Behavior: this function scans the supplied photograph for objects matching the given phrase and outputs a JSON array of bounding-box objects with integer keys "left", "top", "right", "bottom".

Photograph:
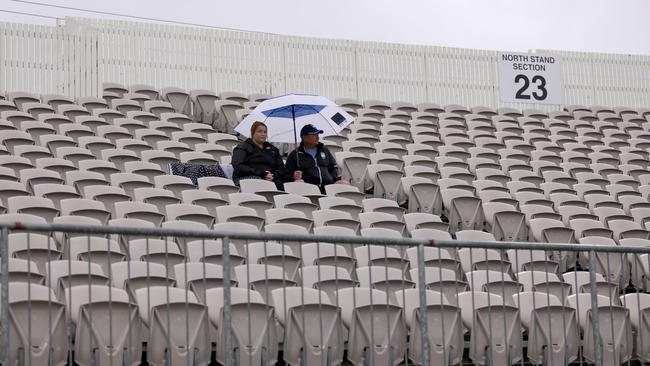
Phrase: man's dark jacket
[{"left": 285, "top": 142, "right": 341, "bottom": 187}]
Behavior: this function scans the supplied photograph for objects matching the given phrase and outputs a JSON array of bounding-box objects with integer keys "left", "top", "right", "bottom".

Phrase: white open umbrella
[{"left": 234, "top": 94, "right": 354, "bottom": 144}]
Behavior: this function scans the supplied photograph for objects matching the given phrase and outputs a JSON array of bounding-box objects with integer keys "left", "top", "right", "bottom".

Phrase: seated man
[{"left": 286, "top": 124, "right": 349, "bottom": 191}]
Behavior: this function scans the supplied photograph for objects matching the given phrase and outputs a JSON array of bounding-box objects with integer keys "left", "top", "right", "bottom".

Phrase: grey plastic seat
[
  {"left": 465, "top": 270, "right": 522, "bottom": 305},
  {"left": 457, "top": 291, "right": 522, "bottom": 365},
  {"left": 68, "top": 236, "right": 124, "bottom": 273},
  {"left": 228, "top": 192, "right": 273, "bottom": 217},
  {"left": 354, "top": 244, "right": 408, "bottom": 274},
  {"left": 562, "top": 271, "right": 619, "bottom": 301},
  {"left": 114, "top": 201, "right": 165, "bottom": 226},
  {"left": 111, "top": 172, "right": 154, "bottom": 196},
  {"left": 270, "top": 287, "right": 344, "bottom": 366},
  {"left": 189, "top": 89, "right": 218, "bottom": 125},
  {"left": 300, "top": 265, "right": 356, "bottom": 300},
  {"left": 143, "top": 100, "right": 175, "bottom": 117},
  {"left": 335, "top": 151, "right": 371, "bottom": 191},
  {"left": 60, "top": 198, "right": 111, "bottom": 224},
  {"left": 410, "top": 266, "right": 467, "bottom": 306},
  {"left": 283, "top": 181, "right": 325, "bottom": 204},
  {"left": 205, "top": 287, "right": 278, "bottom": 366},
  {"left": 459, "top": 246, "right": 512, "bottom": 277},
  {"left": 215, "top": 205, "right": 264, "bottom": 229},
  {"left": 172, "top": 262, "right": 232, "bottom": 302},
  {"left": 181, "top": 189, "right": 228, "bottom": 216},
  {"left": 234, "top": 264, "right": 296, "bottom": 303},
  {"left": 161, "top": 87, "right": 191, "bottom": 115},
  {"left": 567, "top": 293, "right": 633, "bottom": 366},
  {"left": 108, "top": 218, "right": 157, "bottom": 246},
  {"left": 101, "top": 148, "right": 140, "bottom": 170},
  {"left": 8, "top": 232, "right": 62, "bottom": 274},
  {"left": 319, "top": 196, "right": 363, "bottom": 219},
  {"left": 64, "top": 285, "right": 141, "bottom": 366},
  {"left": 19, "top": 167, "right": 64, "bottom": 192},
  {"left": 512, "top": 291, "right": 578, "bottom": 365},
  {"left": 620, "top": 293, "right": 650, "bottom": 363},
  {"left": 6, "top": 257, "right": 44, "bottom": 284},
  {"left": 185, "top": 239, "right": 243, "bottom": 267},
  {"left": 395, "top": 288, "right": 464, "bottom": 365},
  {"left": 198, "top": 176, "right": 240, "bottom": 197},
  {"left": 312, "top": 209, "right": 360, "bottom": 232},
  {"left": 441, "top": 188, "right": 485, "bottom": 232},
  {"left": 165, "top": 203, "right": 215, "bottom": 227},
  {"left": 110, "top": 261, "right": 173, "bottom": 300},
  {"left": 365, "top": 163, "right": 402, "bottom": 200},
  {"left": 0, "top": 180, "right": 30, "bottom": 206},
  {"left": 46, "top": 259, "right": 109, "bottom": 299},
  {"left": 128, "top": 238, "right": 184, "bottom": 276},
  {"left": 8, "top": 196, "right": 59, "bottom": 222},
  {"left": 273, "top": 193, "right": 318, "bottom": 218},
  {"left": 83, "top": 185, "right": 131, "bottom": 218},
  {"left": 482, "top": 202, "right": 528, "bottom": 241},
  {"left": 6, "top": 282, "right": 67, "bottom": 366},
  {"left": 134, "top": 286, "right": 210, "bottom": 366},
  {"left": 403, "top": 212, "right": 449, "bottom": 233},
  {"left": 609, "top": 219, "right": 650, "bottom": 240},
  {"left": 359, "top": 211, "right": 406, "bottom": 236},
  {"left": 133, "top": 187, "right": 181, "bottom": 213},
  {"left": 264, "top": 207, "right": 313, "bottom": 232},
  {"left": 357, "top": 266, "right": 415, "bottom": 303}
]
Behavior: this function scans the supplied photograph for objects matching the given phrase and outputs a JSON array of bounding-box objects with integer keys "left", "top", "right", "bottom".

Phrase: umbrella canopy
[{"left": 234, "top": 94, "right": 354, "bottom": 143}]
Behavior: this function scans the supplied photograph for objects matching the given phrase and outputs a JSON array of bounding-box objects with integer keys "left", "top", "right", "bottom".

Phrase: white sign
[{"left": 498, "top": 51, "right": 563, "bottom": 105}]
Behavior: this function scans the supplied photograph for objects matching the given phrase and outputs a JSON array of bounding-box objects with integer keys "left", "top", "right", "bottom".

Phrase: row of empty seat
[
  {"left": 2, "top": 82, "right": 650, "bottom": 365},
  {"left": 6, "top": 274, "right": 650, "bottom": 365}
]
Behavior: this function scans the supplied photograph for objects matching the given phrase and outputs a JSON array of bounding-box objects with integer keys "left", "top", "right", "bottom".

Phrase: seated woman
[{"left": 231, "top": 121, "right": 290, "bottom": 190}]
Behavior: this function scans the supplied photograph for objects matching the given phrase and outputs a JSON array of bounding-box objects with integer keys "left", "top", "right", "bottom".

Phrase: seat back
[
  {"left": 148, "top": 302, "right": 211, "bottom": 366},
  {"left": 347, "top": 303, "right": 407, "bottom": 366},
  {"left": 448, "top": 196, "right": 485, "bottom": 232},
  {"left": 470, "top": 305, "right": 522, "bottom": 365},
  {"left": 283, "top": 303, "right": 345, "bottom": 366},
  {"left": 528, "top": 305, "right": 579, "bottom": 366},
  {"left": 218, "top": 302, "right": 278, "bottom": 366},
  {"left": 583, "top": 306, "right": 633, "bottom": 366}
]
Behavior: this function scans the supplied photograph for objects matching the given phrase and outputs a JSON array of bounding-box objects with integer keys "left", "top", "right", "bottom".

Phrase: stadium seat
[
  {"left": 6, "top": 283, "right": 67, "bottom": 366},
  {"left": 457, "top": 291, "right": 522, "bottom": 365},
  {"left": 336, "top": 287, "right": 407, "bottom": 365}
]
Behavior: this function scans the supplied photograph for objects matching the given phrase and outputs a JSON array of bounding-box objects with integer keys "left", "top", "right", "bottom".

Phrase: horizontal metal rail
[{"left": 1, "top": 222, "right": 650, "bottom": 254}]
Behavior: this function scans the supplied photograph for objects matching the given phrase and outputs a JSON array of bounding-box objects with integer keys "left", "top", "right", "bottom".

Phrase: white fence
[{"left": 1, "top": 16, "right": 650, "bottom": 109}]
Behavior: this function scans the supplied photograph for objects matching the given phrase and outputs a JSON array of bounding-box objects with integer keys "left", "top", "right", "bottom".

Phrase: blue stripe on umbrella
[{"left": 261, "top": 104, "right": 326, "bottom": 118}]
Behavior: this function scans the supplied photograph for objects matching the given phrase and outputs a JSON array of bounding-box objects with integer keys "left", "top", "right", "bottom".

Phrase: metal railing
[{"left": 1, "top": 221, "right": 650, "bottom": 365}]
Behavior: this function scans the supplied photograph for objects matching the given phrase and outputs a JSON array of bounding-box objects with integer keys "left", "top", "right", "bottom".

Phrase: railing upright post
[
  {"left": 222, "top": 236, "right": 233, "bottom": 366},
  {"left": 588, "top": 250, "right": 602, "bottom": 366},
  {"left": 416, "top": 241, "right": 430, "bottom": 366},
  {"left": 0, "top": 226, "right": 9, "bottom": 366}
]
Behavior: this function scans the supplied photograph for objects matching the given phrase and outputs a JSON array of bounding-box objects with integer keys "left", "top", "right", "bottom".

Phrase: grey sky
[{"left": 2, "top": 0, "right": 650, "bottom": 55}]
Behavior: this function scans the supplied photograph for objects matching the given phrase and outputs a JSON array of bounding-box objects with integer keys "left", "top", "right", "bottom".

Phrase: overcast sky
[{"left": 2, "top": 0, "right": 650, "bottom": 55}]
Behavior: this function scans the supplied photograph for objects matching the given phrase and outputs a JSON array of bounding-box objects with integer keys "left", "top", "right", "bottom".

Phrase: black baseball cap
[{"left": 300, "top": 124, "right": 324, "bottom": 137}]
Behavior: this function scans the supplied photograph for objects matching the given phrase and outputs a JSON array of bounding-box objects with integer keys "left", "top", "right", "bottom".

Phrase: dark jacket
[
  {"left": 286, "top": 142, "right": 340, "bottom": 187},
  {"left": 231, "top": 139, "right": 289, "bottom": 187}
]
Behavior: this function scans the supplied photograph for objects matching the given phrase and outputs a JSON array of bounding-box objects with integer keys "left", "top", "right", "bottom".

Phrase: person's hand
[
  {"left": 293, "top": 170, "right": 303, "bottom": 181},
  {"left": 264, "top": 171, "right": 274, "bottom": 181},
  {"left": 335, "top": 179, "right": 350, "bottom": 185}
]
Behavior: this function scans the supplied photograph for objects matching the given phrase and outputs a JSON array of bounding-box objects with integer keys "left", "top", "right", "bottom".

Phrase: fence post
[
  {"left": 588, "top": 250, "right": 602, "bottom": 366},
  {"left": 222, "top": 236, "right": 233, "bottom": 366},
  {"left": 416, "top": 242, "right": 430, "bottom": 365},
  {"left": 0, "top": 226, "right": 9, "bottom": 366}
]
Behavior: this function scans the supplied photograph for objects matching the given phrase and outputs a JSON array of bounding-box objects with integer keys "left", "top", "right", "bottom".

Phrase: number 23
[{"left": 515, "top": 74, "right": 548, "bottom": 101}]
